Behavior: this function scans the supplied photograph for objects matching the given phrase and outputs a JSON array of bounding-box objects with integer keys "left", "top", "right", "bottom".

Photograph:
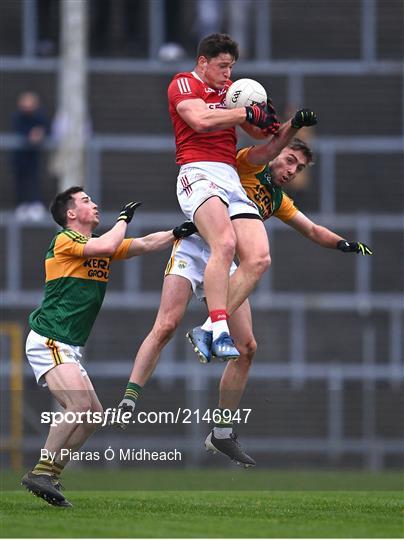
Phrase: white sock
[
  {"left": 213, "top": 426, "right": 232, "bottom": 439},
  {"left": 201, "top": 317, "right": 212, "bottom": 332},
  {"left": 212, "top": 319, "right": 230, "bottom": 340}
]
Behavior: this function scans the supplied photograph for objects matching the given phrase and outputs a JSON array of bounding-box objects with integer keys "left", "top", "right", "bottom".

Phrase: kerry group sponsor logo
[{"left": 83, "top": 258, "right": 110, "bottom": 279}]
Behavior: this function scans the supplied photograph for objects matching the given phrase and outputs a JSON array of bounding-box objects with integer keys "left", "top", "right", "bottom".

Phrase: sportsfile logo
[
  {"left": 40, "top": 408, "right": 252, "bottom": 426},
  {"left": 41, "top": 409, "right": 128, "bottom": 427}
]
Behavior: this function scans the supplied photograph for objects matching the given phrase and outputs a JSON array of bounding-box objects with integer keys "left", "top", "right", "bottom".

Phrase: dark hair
[
  {"left": 50, "top": 186, "right": 84, "bottom": 227},
  {"left": 288, "top": 138, "right": 314, "bottom": 166},
  {"left": 197, "top": 33, "right": 239, "bottom": 61}
]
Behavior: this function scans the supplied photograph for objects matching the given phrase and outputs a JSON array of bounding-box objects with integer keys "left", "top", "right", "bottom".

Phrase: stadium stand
[{"left": 1, "top": 0, "right": 403, "bottom": 470}]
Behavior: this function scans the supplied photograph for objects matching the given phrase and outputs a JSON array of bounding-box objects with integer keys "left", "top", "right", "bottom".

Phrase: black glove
[
  {"left": 261, "top": 98, "right": 281, "bottom": 135},
  {"left": 173, "top": 221, "right": 198, "bottom": 239},
  {"left": 116, "top": 201, "right": 142, "bottom": 224},
  {"left": 291, "top": 108, "right": 317, "bottom": 129},
  {"left": 337, "top": 240, "right": 373, "bottom": 255},
  {"left": 245, "top": 101, "right": 280, "bottom": 133}
]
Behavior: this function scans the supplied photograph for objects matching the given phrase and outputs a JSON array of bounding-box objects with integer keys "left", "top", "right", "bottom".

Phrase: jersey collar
[
  {"left": 191, "top": 70, "right": 217, "bottom": 93},
  {"left": 259, "top": 165, "right": 274, "bottom": 188}
]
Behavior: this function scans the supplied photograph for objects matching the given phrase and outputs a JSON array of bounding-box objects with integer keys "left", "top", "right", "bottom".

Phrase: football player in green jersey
[{"left": 22, "top": 186, "right": 196, "bottom": 507}]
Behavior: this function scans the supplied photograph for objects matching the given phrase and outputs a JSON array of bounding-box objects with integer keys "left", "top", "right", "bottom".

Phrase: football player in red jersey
[{"left": 167, "top": 33, "right": 280, "bottom": 361}]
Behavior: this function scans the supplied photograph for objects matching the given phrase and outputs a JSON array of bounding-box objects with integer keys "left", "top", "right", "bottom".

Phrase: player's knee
[
  {"left": 154, "top": 318, "right": 179, "bottom": 343},
  {"left": 224, "top": 238, "right": 237, "bottom": 261},
  {"left": 247, "top": 336, "right": 257, "bottom": 359},
  {"left": 237, "top": 336, "right": 257, "bottom": 366},
  {"left": 91, "top": 402, "right": 104, "bottom": 416},
  {"left": 259, "top": 253, "right": 271, "bottom": 274},
  {"left": 68, "top": 395, "right": 92, "bottom": 414},
  {"left": 210, "top": 230, "right": 236, "bottom": 261},
  {"left": 217, "top": 239, "right": 236, "bottom": 265},
  {"left": 252, "top": 252, "right": 271, "bottom": 276},
  {"left": 242, "top": 251, "right": 271, "bottom": 278}
]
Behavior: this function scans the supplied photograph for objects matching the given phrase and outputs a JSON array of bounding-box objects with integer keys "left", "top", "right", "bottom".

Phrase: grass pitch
[{"left": 1, "top": 470, "right": 403, "bottom": 538}]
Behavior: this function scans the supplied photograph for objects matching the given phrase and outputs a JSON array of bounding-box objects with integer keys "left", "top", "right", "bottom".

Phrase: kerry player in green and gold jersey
[{"left": 21, "top": 186, "right": 196, "bottom": 507}]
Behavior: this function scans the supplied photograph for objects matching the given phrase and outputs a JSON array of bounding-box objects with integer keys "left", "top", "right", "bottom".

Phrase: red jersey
[{"left": 167, "top": 71, "right": 237, "bottom": 166}]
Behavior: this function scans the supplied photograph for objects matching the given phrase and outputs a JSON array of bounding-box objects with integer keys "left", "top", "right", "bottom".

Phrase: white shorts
[
  {"left": 26, "top": 329, "right": 87, "bottom": 386},
  {"left": 165, "top": 234, "right": 238, "bottom": 300},
  {"left": 177, "top": 161, "right": 260, "bottom": 221}
]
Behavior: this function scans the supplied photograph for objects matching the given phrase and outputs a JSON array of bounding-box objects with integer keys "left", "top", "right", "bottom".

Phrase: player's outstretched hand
[
  {"left": 173, "top": 221, "right": 198, "bottom": 239},
  {"left": 117, "top": 201, "right": 142, "bottom": 224},
  {"left": 337, "top": 240, "right": 373, "bottom": 255},
  {"left": 245, "top": 102, "right": 280, "bottom": 133},
  {"left": 291, "top": 109, "right": 317, "bottom": 129}
]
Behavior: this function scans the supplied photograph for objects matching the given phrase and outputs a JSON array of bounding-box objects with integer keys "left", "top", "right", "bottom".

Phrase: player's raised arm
[
  {"left": 247, "top": 108, "right": 317, "bottom": 165},
  {"left": 176, "top": 98, "right": 248, "bottom": 132},
  {"left": 286, "top": 211, "right": 372, "bottom": 255},
  {"left": 83, "top": 202, "right": 141, "bottom": 257},
  {"left": 126, "top": 221, "right": 198, "bottom": 257}
]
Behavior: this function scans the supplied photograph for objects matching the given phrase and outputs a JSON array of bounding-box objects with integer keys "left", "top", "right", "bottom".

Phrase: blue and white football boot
[
  {"left": 186, "top": 326, "right": 213, "bottom": 363},
  {"left": 211, "top": 332, "right": 240, "bottom": 362}
]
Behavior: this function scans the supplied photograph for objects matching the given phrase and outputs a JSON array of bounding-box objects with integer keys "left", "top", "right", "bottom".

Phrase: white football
[{"left": 225, "top": 78, "right": 267, "bottom": 109}]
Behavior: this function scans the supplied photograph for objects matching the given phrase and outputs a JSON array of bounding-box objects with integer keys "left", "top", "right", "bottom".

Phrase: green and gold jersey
[
  {"left": 29, "top": 228, "right": 132, "bottom": 346},
  {"left": 236, "top": 147, "right": 298, "bottom": 222}
]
